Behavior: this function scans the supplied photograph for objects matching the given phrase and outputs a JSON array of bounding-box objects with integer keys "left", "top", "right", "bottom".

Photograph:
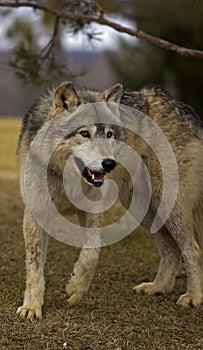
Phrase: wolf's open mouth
[
  {"left": 82, "top": 167, "right": 105, "bottom": 187},
  {"left": 74, "top": 157, "right": 105, "bottom": 187}
]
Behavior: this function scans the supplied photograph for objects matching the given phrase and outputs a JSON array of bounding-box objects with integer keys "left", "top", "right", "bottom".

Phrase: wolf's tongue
[
  {"left": 86, "top": 167, "right": 104, "bottom": 181},
  {"left": 94, "top": 173, "right": 104, "bottom": 181}
]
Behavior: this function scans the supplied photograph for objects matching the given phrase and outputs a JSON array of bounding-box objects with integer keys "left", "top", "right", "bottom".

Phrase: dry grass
[
  {"left": 0, "top": 118, "right": 21, "bottom": 178},
  {"left": 1, "top": 117, "right": 203, "bottom": 350}
]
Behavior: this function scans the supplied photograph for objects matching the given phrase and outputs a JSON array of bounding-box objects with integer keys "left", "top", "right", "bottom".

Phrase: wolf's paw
[
  {"left": 66, "top": 275, "right": 89, "bottom": 306},
  {"left": 66, "top": 282, "right": 84, "bottom": 306},
  {"left": 17, "top": 305, "right": 42, "bottom": 319},
  {"left": 176, "top": 292, "right": 202, "bottom": 307},
  {"left": 133, "top": 282, "right": 168, "bottom": 295},
  {"left": 66, "top": 289, "right": 84, "bottom": 306}
]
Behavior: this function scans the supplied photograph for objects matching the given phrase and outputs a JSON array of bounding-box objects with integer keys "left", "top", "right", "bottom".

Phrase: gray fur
[{"left": 17, "top": 81, "right": 203, "bottom": 319}]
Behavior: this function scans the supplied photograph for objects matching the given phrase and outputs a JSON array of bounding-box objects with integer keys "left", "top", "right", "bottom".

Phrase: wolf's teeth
[{"left": 92, "top": 174, "right": 95, "bottom": 180}]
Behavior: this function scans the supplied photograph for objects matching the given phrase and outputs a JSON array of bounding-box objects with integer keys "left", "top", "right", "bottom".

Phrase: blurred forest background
[{"left": 0, "top": 0, "right": 202, "bottom": 117}]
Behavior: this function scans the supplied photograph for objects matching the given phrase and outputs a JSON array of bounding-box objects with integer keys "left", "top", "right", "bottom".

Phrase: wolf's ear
[
  {"left": 53, "top": 81, "right": 80, "bottom": 113},
  {"left": 104, "top": 83, "right": 123, "bottom": 103}
]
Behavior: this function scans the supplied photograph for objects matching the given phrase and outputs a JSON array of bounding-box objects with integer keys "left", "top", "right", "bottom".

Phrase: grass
[
  {"left": 1, "top": 117, "right": 203, "bottom": 350},
  {"left": 0, "top": 118, "right": 21, "bottom": 177}
]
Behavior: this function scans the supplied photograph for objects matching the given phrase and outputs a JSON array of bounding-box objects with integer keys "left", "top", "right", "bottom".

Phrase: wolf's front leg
[
  {"left": 66, "top": 212, "right": 101, "bottom": 306},
  {"left": 66, "top": 247, "right": 100, "bottom": 305},
  {"left": 17, "top": 209, "right": 49, "bottom": 319}
]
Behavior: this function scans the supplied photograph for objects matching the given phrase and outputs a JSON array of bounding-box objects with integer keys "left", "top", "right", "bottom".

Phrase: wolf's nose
[{"left": 102, "top": 159, "right": 116, "bottom": 172}]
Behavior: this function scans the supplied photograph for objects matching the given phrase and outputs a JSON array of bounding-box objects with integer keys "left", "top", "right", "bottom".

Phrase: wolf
[{"left": 17, "top": 81, "right": 203, "bottom": 319}]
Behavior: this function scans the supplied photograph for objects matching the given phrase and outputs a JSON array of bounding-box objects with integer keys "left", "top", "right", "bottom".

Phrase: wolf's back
[
  {"left": 122, "top": 86, "right": 202, "bottom": 140},
  {"left": 18, "top": 88, "right": 55, "bottom": 155}
]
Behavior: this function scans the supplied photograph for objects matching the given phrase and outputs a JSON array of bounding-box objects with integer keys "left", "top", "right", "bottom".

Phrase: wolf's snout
[{"left": 102, "top": 159, "right": 116, "bottom": 172}]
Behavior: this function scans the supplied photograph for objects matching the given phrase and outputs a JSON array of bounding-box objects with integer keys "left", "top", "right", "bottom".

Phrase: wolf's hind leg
[
  {"left": 175, "top": 233, "right": 203, "bottom": 307},
  {"left": 134, "top": 229, "right": 181, "bottom": 295},
  {"left": 17, "top": 209, "right": 49, "bottom": 319},
  {"left": 167, "top": 213, "right": 203, "bottom": 307}
]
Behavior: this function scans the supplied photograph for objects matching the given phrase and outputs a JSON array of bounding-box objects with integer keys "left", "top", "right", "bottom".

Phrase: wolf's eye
[
  {"left": 80, "top": 130, "right": 90, "bottom": 138},
  {"left": 107, "top": 131, "right": 113, "bottom": 138}
]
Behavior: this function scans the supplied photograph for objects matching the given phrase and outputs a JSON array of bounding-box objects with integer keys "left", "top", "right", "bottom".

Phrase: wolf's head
[{"left": 50, "top": 81, "right": 124, "bottom": 187}]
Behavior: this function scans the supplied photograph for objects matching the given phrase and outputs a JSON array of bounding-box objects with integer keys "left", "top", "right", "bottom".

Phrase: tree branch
[
  {"left": 0, "top": 1, "right": 203, "bottom": 59},
  {"left": 41, "top": 15, "right": 60, "bottom": 60}
]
